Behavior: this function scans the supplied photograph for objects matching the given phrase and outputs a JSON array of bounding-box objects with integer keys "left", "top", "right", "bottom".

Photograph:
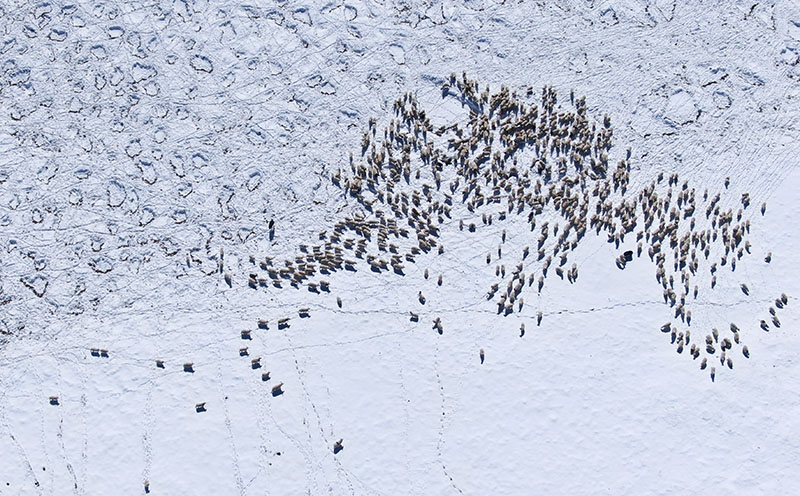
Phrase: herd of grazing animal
[
  {"left": 61, "top": 74, "right": 790, "bottom": 420},
  {"left": 48, "top": 76, "right": 792, "bottom": 472}
]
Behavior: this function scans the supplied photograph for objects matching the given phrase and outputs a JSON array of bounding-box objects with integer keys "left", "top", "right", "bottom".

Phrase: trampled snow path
[{"left": 1, "top": 1, "right": 799, "bottom": 495}]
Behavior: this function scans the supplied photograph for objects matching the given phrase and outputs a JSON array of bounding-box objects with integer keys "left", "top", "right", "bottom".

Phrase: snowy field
[{"left": 1, "top": 1, "right": 799, "bottom": 494}]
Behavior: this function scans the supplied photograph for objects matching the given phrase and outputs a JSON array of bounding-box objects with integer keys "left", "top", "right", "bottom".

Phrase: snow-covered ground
[{"left": 1, "top": 1, "right": 799, "bottom": 494}]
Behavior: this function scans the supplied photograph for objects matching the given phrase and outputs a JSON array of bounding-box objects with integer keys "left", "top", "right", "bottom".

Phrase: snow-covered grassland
[{"left": 1, "top": 1, "right": 799, "bottom": 494}]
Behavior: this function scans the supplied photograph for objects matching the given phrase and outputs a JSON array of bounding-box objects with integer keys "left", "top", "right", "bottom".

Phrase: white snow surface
[{"left": 1, "top": 1, "right": 799, "bottom": 495}]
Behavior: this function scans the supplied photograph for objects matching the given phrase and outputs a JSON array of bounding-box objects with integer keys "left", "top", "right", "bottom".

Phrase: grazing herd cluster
[
  {"left": 77, "top": 73, "right": 792, "bottom": 403},
  {"left": 221, "top": 74, "right": 789, "bottom": 382},
  {"left": 61, "top": 75, "right": 791, "bottom": 468}
]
